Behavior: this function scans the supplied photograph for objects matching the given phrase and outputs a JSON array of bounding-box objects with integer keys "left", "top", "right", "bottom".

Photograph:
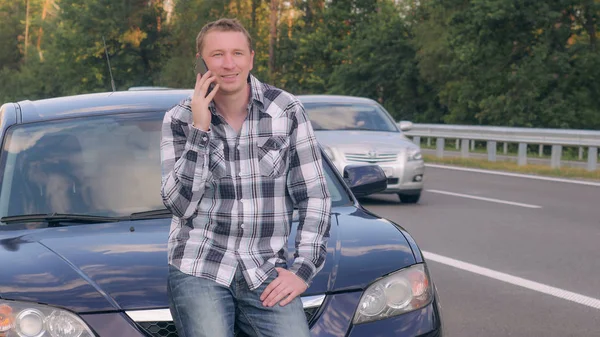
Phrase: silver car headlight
[
  {"left": 353, "top": 263, "right": 433, "bottom": 324},
  {"left": 0, "top": 300, "right": 95, "bottom": 337},
  {"left": 407, "top": 148, "right": 422, "bottom": 161}
]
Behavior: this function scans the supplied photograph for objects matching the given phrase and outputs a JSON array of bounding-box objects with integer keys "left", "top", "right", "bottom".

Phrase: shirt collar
[
  {"left": 248, "top": 74, "right": 265, "bottom": 108},
  {"left": 208, "top": 74, "right": 264, "bottom": 114}
]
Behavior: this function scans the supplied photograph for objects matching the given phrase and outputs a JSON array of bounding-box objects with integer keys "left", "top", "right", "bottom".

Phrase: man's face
[{"left": 200, "top": 30, "right": 254, "bottom": 96}]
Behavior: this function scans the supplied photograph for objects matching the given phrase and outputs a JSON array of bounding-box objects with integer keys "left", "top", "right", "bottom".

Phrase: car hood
[
  {"left": 0, "top": 208, "right": 415, "bottom": 313},
  {"left": 314, "top": 130, "right": 416, "bottom": 151}
]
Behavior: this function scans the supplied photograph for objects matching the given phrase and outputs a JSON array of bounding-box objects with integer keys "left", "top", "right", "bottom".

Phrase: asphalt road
[{"left": 359, "top": 165, "right": 600, "bottom": 337}]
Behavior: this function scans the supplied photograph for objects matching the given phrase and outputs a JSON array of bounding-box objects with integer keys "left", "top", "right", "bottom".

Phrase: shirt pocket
[
  {"left": 208, "top": 140, "right": 230, "bottom": 180},
  {"left": 257, "top": 135, "right": 290, "bottom": 178}
]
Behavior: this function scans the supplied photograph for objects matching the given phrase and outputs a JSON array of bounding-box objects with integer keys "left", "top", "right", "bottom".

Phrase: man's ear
[
  {"left": 195, "top": 52, "right": 200, "bottom": 58},
  {"left": 250, "top": 50, "right": 255, "bottom": 71}
]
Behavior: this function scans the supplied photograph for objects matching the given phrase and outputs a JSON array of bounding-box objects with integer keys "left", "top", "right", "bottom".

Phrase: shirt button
[
  {"left": 202, "top": 136, "right": 207, "bottom": 141},
  {"left": 240, "top": 224, "right": 245, "bottom": 229}
]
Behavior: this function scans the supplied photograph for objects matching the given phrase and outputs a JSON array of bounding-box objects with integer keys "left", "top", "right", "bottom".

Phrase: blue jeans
[{"left": 167, "top": 264, "right": 311, "bottom": 337}]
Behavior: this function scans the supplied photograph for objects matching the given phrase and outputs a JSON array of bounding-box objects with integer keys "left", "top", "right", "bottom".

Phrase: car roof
[
  {"left": 11, "top": 91, "right": 379, "bottom": 124},
  {"left": 298, "top": 94, "right": 379, "bottom": 105},
  {"left": 14, "top": 89, "right": 193, "bottom": 123}
]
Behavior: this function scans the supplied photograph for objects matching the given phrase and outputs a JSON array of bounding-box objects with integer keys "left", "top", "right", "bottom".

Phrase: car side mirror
[
  {"left": 343, "top": 164, "right": 387, "bottom": 198},
  {"left": 398, "top": 121, "right": 413, "bottom": 131}
]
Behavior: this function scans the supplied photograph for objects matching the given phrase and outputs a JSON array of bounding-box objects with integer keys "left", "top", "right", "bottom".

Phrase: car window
[
  {"left": 0, "top": 112, "right": 351, "bottom": 221},
  {"left": 303, "top": 102, "right": 399, "bottom": 132}
]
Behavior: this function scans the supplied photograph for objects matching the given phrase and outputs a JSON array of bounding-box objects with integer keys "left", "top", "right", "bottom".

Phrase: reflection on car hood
[
  {"left": 315, "top": 130, "right": 416, "bottom": 151},
  {"left": 0, "top": 208, "right": 415, "bottom": 313}
]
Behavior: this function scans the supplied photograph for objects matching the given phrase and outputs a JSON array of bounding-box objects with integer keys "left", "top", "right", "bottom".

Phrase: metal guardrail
[{"left": 401, "top": 123, "right": 600, "bottom": 171}]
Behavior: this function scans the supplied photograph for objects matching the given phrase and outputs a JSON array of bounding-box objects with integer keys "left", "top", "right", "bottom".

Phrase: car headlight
[
  {"left": 407, "top": 148, "right": 422, "bottom": 161},
  {"left": 322, "top": 145, "right": 335, "bottom": 161},
  {"left": 353, "top": 263, "right": 433, "bottom": 324},
  {"left": 0, "top": 301, "right": 95, "bottom": 337}
]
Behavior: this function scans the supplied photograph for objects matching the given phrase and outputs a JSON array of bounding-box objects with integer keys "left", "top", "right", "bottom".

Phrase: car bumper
[
  {"left": 80, "top": 291, "right": 442, "bottom": 337},
  {"left": 382, "top": 159, "right": 425, "bottom": 194}
]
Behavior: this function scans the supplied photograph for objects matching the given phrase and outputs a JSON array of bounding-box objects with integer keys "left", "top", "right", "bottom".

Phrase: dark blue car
[{"left": 0, "top": 90, "right": 442, "bottom": 337}]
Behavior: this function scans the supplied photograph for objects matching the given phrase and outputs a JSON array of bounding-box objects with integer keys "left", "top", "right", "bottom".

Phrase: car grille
[
  {"left": 138, "top": 321, "right": 177, "bottom": 337},
  {"left": 344, "top": 152, "right": 397, "bottom": 163},
  {"left": 137, "top": 308, "right": 320, "bottom": 337},
  {"left": 387, "top": 178, "right": 399, "bottom": 185},
  {"left": 303, "top": 306, "right": 320, "bottom": 324}
]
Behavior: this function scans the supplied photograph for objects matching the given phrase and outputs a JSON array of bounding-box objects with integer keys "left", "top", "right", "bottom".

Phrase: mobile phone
[{"left": 195, "top": 57, "right": 215, "bottom": 96}]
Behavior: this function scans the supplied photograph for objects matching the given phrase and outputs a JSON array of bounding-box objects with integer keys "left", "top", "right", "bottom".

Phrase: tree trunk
[
  {"left": 36, "top": 0, "right": 51, "bottom": 61},
  {"left": 164, "top": 0, "right": 174, "bottom": 24},
  {"left": 305, "top": 0, "right": 325, "bottom": 32},
  {"left": 251, "top": 0, "right": 260, "bottom": 30},
  {"left": 269, "top": 0, "right": 279, "bottom": 81},
  {"left": 583, "top": 4, "right": 597, "bottom": 51},
  {"left": 305, "top": 1, "right": 313, "bottom": 30},
  {"left": 24, "top": 0, "right": 30, "bottom": 61}
]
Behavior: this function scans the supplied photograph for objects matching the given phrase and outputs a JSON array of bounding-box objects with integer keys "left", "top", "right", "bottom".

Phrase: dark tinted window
[
  {"left": 0, "top": 112, "right": 350, "bottom": 221},
  {"left": 303, "top": 102, "right": 399, "bottom": 132}
]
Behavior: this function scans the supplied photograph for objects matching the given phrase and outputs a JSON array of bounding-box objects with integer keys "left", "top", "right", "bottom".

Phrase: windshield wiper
[
  {"left": 128, "top": 208, "right": 172, "bottom": 220},
  {"left": 0, "top": 209, "right": 174, "bottom": 227},
  {"left": 0, "top": 213, "right": 122, "bottom": 226}
]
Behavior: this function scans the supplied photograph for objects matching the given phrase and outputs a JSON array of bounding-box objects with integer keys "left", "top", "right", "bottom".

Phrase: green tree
[
  {"left": 414, "top": 0, "right": 600, "bottom": 129},
  {"left": 328, "top": 0, "right": 443, "bottom": 122},
  {"left": 45, "top": 0, "right": 169, "bottom": 94}
]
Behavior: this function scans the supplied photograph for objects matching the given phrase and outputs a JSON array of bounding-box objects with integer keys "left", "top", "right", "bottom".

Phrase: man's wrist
[
  {"left": 191, "top": 122, "right": 209, "bottom": 132},
  {"left": 290, "top": 260, "right": 315, "bottom": 286},
  {"left": 186, "top": 125, "right": 210, "bottom": 151}
]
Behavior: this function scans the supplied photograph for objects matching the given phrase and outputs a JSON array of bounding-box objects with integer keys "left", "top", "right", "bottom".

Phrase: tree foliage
[{"left": 0, "top": 0, "right": 598, "bottom": 129}]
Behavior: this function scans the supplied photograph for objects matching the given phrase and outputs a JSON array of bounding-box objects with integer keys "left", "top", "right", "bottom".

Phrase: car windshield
[
  {"left": 0, "top": 112, "right": 350, "bottom": 227},
  {"left": 303, "top": 102, "right": 399, "bottom": 132}
]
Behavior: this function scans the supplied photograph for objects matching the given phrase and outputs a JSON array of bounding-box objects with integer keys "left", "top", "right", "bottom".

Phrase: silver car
[{"left": 299, "top": 95, "right": 424, "bottom": 203}]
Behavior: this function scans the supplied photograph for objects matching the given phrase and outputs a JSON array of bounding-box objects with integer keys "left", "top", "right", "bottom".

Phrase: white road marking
[
  {"left": 423, "top": 251, "right": 600, "bottom": 310},
  {"left": 425, "top": 164, "right": 600, "bottom": 187},
  {"left": 426, "top": 189, "right": 542, "bottom": 209}
]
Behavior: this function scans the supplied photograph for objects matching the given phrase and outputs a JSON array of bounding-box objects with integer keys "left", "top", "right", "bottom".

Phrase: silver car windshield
[
  {"left": 0, "top": 112, "right": 349, "bottom": 223},
  {"left": 303, "top": 103, "right": 399, "bottom": 132}
]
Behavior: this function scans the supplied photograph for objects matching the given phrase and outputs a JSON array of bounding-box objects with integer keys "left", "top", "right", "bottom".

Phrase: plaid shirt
[{"left": 160, "top": 75, "right": 331, "bottom": 290}]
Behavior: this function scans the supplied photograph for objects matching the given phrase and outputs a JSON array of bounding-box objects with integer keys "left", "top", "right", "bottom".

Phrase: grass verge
[{"left": 423, "top": 154, "right": 600, "bottom": 181}]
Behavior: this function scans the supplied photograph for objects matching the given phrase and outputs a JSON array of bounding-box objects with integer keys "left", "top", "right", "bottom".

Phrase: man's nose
[{"left": 222, "top": 53, "right": 235, "bottom": 69}]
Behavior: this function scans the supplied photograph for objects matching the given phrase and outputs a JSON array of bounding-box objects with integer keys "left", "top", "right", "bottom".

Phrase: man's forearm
[
  {"left": 290, "top": 197, "right": 332, "bottom": 285},
  {"left": 286, "top": 100, "right": 332, "bottom": 285},
  {"left": 161, "top": 109, "right": 210, "bottom": 219}
]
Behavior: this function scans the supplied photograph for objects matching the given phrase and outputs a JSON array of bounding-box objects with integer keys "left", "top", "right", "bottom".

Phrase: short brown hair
[{"left": 196, "top": 18, "right": 253, "bottom": 54}]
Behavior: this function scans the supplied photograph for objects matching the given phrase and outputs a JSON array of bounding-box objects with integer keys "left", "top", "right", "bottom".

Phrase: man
[{"left": 160, "top": 18, "right": 331, "bottom": 337}]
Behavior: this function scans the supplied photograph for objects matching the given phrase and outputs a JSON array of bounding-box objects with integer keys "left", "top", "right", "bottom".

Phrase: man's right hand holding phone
[{"left": 191, "top": 70, "right": 219, "bottom": 131}]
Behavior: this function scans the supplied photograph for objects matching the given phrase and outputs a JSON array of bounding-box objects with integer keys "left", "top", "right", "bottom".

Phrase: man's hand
[
  {"left": 260, "top": 268, "right": 308, "bottom": 307},
  {"left": 191, "top": 71, "right": 219, "bottom": 131}
]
